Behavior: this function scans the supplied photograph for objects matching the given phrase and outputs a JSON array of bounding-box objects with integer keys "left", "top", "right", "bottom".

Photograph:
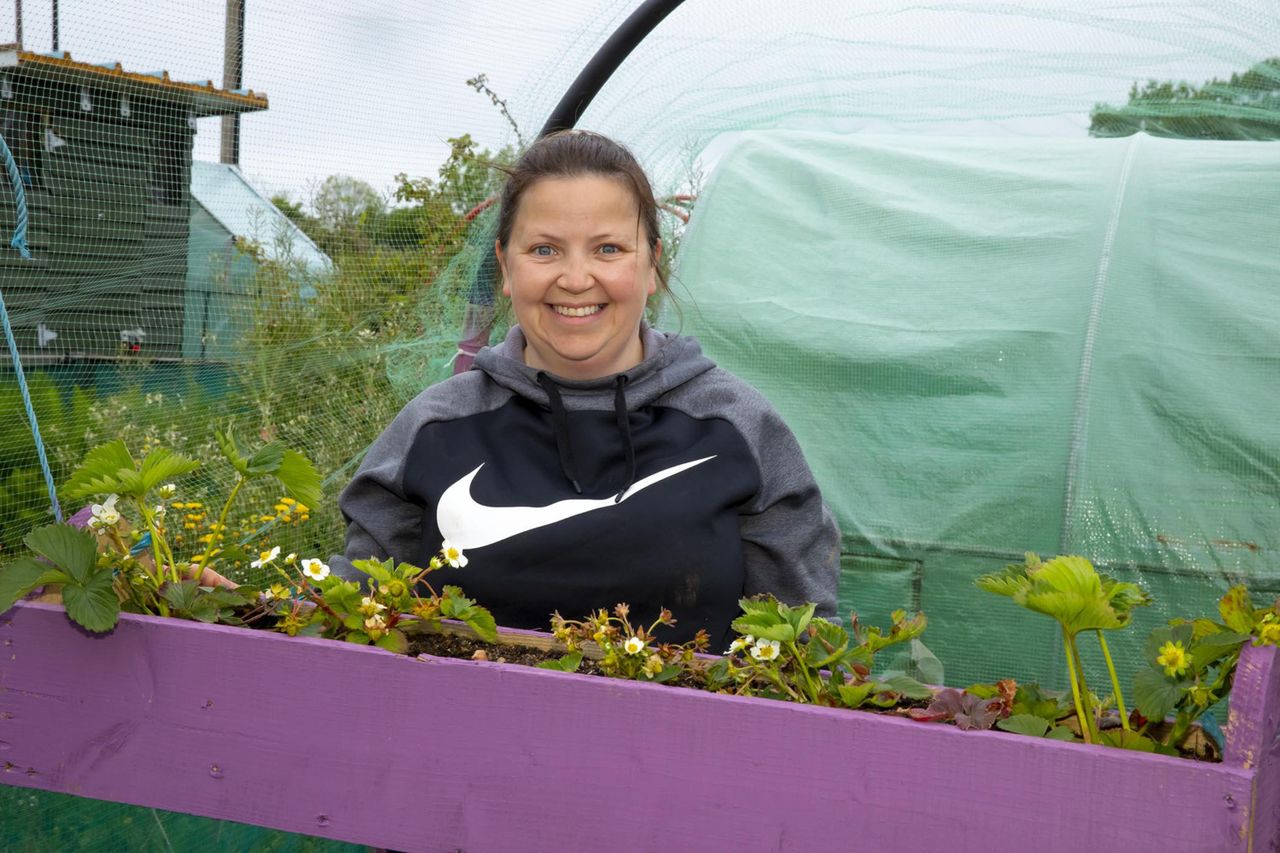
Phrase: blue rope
[{"left": 0, "top": 131, "right": 61, "bottom": 523}]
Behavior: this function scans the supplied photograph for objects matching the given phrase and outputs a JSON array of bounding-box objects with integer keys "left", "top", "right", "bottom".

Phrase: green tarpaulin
[{"left": 675, "top": 130, "right": 1280, "bottom": 685}]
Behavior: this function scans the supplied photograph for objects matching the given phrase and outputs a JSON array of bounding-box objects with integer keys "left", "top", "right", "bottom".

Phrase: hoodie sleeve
[
  {"left": 329, "top": 401, "right": 426, "bottom": 582},
  {"left": 737, "top": 403, "right": 841, "bottom": 618}
]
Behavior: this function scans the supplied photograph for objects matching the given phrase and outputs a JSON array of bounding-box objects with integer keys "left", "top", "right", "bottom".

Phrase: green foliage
[
  {"left": 1130, "top": 585, "right": 1266, "bottom": 753},
  {"left": 274, "top": 548, "right": 497, "bottom": 648},
  {"left": 996, "top": 713, "right": 1075, "bottom": 741},
  {"left": 0, "top": 524, "right": 118, "bottom": 631},
  {"left": 0, "top": 374, "right": 94, "bottom": 555},
  {"left": 2, "top": 433, "right": 325, "bottom": 633},
  {"left": 63, "top": 440, "right": 200, "bottom": 501},
  {"left": 1090, "top": 57, "right": 1280, "bottom": 139},
  {"left": 977, "top": 553, "right": 1151, "bottom": 745},
  {"left": 710, "top": 596, "right": 930, "bottom": 709},
  {"left": 551, "top": 603, "right": 709, "bottom": 683},
  {"left": 215, "top": 429, "right": 323, "bottom": 511},
  {"left": 536, "top": 651, "right": 584, "bottom": 672}
]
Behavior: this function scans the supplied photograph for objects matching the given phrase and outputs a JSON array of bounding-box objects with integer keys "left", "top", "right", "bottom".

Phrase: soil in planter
[{"left": 408, "top": 632, "right": 710, "bottom": 690}]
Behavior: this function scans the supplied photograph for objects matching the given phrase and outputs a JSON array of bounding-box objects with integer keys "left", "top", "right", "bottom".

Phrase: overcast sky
[
  {"left": 3, "top": 0, "right": 635, "bottom": 202},
  {"left": 1, "top": 1, "right": 1273, "bottom": 205}
]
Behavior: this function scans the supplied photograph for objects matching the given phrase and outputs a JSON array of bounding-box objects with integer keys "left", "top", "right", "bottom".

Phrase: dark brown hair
[{"left": 494, "top": 130, "right": 667, "bottom": 291}]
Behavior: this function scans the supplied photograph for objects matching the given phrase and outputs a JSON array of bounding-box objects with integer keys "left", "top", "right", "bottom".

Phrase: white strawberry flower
[
  {"left": 89, "top": 494, "right": 121, "bottom": 530},
  {"left": 441, "top": 540, "right": 468, "bottom": 568},
  {"left": 359, "top": 595, "right": 387, "bottom": 616},
  {"left": 157, "top": 483, "right": 177, "bottom": 500},
  {"left": 750, "top": 638, "right": 781, "bottom": 662},
  {"left": 729, "top": 635, "right": 753, "bottom": 654},
  {"left": 301, "top": 558, "right": 330, "bottom": 582},
  {"left": 624, "top": 636, "right": 646, "bottom": 656},
  {"left": 250, "top": 545, "right": 281, "bottom": 569}
]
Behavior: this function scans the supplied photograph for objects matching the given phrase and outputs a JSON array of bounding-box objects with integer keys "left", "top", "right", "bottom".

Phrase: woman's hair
[{"left": 494, "top": 130, "right": 668, "bottom": 292}]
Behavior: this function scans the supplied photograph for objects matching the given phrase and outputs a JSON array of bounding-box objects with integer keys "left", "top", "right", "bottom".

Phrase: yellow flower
[
  {"left": 1257, "top": 615, "right": 1280, "bottom": 647},
  {"left": 1156, "top": 640, "right": 1190, "bottom": 678},
  {"left": 274, "top": 503, "right": 290, "bottom": 513},
  {"left": 259, "top": 515, "right": 275, "bottom": 523},
  {"left": 280, "top": 497, "right": 296, "bottom": 506}
]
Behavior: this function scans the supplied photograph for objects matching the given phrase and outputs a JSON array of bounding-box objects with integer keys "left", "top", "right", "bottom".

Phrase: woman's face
[{"left": 497, "top": 174, "right": 660, "bottom": 381}]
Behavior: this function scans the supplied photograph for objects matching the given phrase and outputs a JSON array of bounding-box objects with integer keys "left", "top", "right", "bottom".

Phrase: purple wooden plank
[
  {"left": 1226, "top": 642, "right": 1280, "bottom": 847},
  {"left": 0, "top": 601, "right": 1269, "bottom": 852}
]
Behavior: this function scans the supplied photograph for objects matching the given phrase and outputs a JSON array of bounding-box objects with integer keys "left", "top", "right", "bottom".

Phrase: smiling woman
[
  {"left": 330, "top": 130, "right": 839, "bottom": 649},
  {"left": 497, "top": 173, "right": 658, "bottom": 380}
]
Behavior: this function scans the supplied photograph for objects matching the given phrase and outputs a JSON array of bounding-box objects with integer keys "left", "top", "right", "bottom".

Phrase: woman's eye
[
  {"left": 532, "top": 245, "right": 555, "bottom": 257},
  {"left": 599, "top": 244, "right": 620, "bottom": 255}
]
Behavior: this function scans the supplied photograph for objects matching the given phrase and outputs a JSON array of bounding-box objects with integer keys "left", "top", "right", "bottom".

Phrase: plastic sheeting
[{"left": 676, "top": 130, "right": 1280, "bottom": 685}]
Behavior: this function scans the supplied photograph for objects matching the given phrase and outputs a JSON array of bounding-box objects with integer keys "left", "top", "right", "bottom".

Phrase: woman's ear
[{"left": 495, "top": 240, "right": 510, "bottom": 297}]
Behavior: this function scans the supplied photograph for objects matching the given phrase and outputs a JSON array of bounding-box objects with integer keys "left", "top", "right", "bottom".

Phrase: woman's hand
[{"left": 185, "top": 564, "right": 240, "bottom": 590}]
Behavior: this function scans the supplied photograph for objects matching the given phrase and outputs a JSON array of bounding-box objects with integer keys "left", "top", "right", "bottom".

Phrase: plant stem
[
  {"left": 300, "top": 579, "right": 342, "bottom": 622},
  {"left": 1096, "top": 629, "right": 1130, "bottom": 732},
  {"left": 1062, "top": 627, "right": 1093, "bottom": 745},
  {"left": 136, "top": 500, "right": 180, "bottom": 586},
  {"left": 788, "top": 642, "right": 822, "bottom": 703},
  {"left": 1069, "top": 635, "right": 1100, "bottom": 743},
  {"left": 1166, "top": 711, "right": 1192, "bottom": 752},
  {"left": 195, "top": 476, "right": 244, "bottom": 574}
]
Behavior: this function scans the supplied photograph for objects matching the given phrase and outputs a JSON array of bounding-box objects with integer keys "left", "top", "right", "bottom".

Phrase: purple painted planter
[{"left": 2, "top": 600, "right": 1278, "bottom": 852}]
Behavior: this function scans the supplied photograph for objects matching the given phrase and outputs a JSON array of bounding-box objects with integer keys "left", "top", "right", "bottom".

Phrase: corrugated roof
[
  {"left": 190, "top": 160, "right": 331, "bottom": 274},
  {"left": 0, "top": 45, "right": 267, "bottom": 117}
]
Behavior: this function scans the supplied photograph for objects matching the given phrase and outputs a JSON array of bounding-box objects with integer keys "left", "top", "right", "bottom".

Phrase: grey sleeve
[
  {"left": 738, "top": 404, "right": 841, "bottom": 618},
  {"left": 329, "top": 403, "right": 426, "bottom": 582}
]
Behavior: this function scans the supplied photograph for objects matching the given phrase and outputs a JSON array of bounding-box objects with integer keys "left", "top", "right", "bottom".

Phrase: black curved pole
[{"left": 539, "top": 0, "right": 688, "bottom": 137}]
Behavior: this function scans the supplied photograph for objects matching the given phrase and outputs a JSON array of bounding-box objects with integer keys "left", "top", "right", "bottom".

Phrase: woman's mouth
[{"left": 551, "top": 304, "right": 603, "bottom": 317}]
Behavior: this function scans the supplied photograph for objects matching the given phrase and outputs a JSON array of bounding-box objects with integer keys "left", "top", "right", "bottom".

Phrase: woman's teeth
[{"left": 553, "top": 305, "right": 602, "bottom": 317}]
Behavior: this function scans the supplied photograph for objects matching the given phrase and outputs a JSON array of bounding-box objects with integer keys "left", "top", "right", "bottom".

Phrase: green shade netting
[{"left": 675, "top": 130, "right": 1280, "bottom": 685}]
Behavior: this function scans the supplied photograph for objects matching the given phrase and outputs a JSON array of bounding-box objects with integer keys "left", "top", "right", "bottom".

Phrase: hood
[{"left": 472, "top": 322, "right": 717, "bottom": 412}]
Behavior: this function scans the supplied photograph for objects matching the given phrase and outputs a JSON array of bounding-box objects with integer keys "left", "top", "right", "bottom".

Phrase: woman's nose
[{"left": 558, "top": 257, "right": 593, "bottom": 292}]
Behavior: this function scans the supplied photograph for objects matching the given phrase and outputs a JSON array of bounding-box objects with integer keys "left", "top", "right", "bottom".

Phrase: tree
[
  {"left": 313, "top": 175, "right": 386, "bottom": 233},
  {"left": 1090, "top": 57, "right": 1280, "bottom": 139},
  {"left": 270, "top": 193, "right": 325, "bottom": 246},
  {"left": 394, "top": 134, "right": 514, "bottom": 216}
]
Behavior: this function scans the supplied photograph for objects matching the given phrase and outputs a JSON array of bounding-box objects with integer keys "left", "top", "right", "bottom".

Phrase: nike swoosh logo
[{"left": 436, "top": 456, "right": 716, "bottom": 551}]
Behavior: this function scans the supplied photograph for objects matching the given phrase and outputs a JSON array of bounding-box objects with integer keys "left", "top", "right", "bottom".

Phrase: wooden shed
[{"left": 0, "top": 45, "right": 267, "bottom": 361}]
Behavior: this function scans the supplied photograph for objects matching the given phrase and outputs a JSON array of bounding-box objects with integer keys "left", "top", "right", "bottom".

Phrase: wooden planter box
[{"left": 2, "top": 600, "right": 1279, "bottom": 852}]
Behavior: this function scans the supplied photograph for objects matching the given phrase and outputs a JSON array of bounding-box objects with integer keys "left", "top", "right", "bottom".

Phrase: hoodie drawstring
[
  {"left": 614, "top": 375, "right": 636, "bottom": 503},
  {"left": 537, "top": 371, "right": 638, "bottom": 501},
  {"left": 537, "top": 372, "right": 583, "bottom": 495}
]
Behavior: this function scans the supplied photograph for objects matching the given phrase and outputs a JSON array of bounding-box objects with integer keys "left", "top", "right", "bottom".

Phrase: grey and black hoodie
[{"left": 333, "top": 324, "right": 839, "bottom": 647}]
